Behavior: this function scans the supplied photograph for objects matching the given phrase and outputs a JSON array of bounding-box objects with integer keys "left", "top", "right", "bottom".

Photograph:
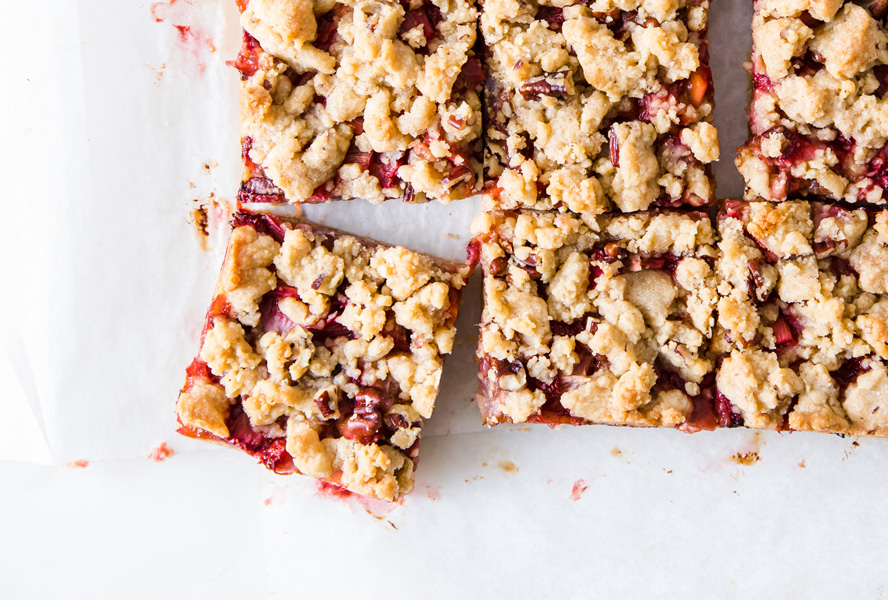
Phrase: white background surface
[{"left": 3, "top": 1, "right": 888, "bottom": 598}]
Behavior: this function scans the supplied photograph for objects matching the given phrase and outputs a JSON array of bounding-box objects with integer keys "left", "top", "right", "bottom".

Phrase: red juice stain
[
  {"left": 569, "top": 479, "right": 588, "bottom": 501},
  {"left": 150, "top": 0, "right": 215, "bottom": 77}
]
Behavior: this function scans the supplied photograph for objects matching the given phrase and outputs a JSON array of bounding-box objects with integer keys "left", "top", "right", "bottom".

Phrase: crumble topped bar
[
  {"left": 176, "top": 213, "right": 472, "bottom": 500},
  {"left": 482, "top": 0, "right": 719, "bottom": 217},
  {"left": 714, "top": 200, "right": 888, "bottom": 435},
  {"left": 471, "top": 208, "right": 718, "bottom": 428},
  {"left": 233, "top": 0, "right": 484, "bottom": 206},
  {"left": 738, "top": 0, "right": 888, "bottom": 203}
]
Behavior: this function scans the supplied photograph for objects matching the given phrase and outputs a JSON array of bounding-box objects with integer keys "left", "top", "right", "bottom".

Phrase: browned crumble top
[
  {"left": 714, "top": 200, "right": 888, "bottom": 435},
  {"left": 738, "top": 0, "right": 888, "bottom": 203},
  {"left": 236, "top": 0, "right": 483, "bottom": 205},
  {"left": 471, "top": 209, "right": 717, "bottom": 427},
  {"left": 176, "top": 215, "right": 471, "bottom": 500},
  {"left": 482, "top": 0, "right": 719, "bottom": 217}
]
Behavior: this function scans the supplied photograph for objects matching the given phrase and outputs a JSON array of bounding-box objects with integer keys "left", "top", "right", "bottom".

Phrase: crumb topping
[
  {"left": 474, "top": 208, "right": 716, "bottom": 426},
  {"left": 177, "top": 219, "right": 470, "bottom": 500},
  {"left": 238, "top": 0, "right": 483, "bottom": 205},
  {"left": 738, "top": 1, "right": 888, "bottom": 204},
  {"left": 483, "top": 0, "right": 718, "bottom": 217}
]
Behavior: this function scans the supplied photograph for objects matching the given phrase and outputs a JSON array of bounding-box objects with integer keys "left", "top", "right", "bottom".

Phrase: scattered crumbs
[
  {"left": 569, "top": 479, "right": 588, "bottom": 501},
  {"left": 189, "top": 206, "right": 210, "bottom": 244},
  {"left": 387, "top": 521, "right": 398, "bottom": 531},
  {"left": 516, "top": 427, "right": 530, "bottom": 433},
  {"left": 443, "top": 233, "right": 460, "bottom": 240},
  {"left": 798, "top": 460, "right": 806, "bottom": 469},
  {"left": 188, "top": 181, "right": 195, "bottom": 190},
  {"left": 731, "top": 451, "right": 760, "bottom": 466},
  {"left": 664, "top": 469, "right": 673, "bottom": 474},
  {"left": 203, "top": 160, "right": 218, "bottom": 173},
  {"left": 150, "top": 62, "right": 167, "bottom": 84},
  {"left": 67, "top": 460, "right": 89, "bottom": 469},
  {"left": 498, "top": 460, "right": 518, "bottom": 473},
  {"left": 147, "top": 442, "right": 175, "bottom": 462},
  {"left": 426, "top": 486, "right": 441, "bottom": 501},
  {"left": 481, "top": 462, "right": 488, "bottom": 468},
  {"left": 610, "top": 447, "right": 622, "bottom": 458},
  {"left": 464, "top": 475, "right": 484, "bottom": 483},
  {"left": 188, "top": 193, "right": 230, "bottom": 250},
  {"left": 263, "top": 497, "right": 272, "bottom": 506},
  {"left": 852, "top": 441, "right": 860, "bottom": 448}
]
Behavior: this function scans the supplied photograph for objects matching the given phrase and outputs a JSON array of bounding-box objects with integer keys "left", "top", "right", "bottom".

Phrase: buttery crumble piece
[
  {"left": 481, "top": 0, "right": 719, "bottom": 217},
  {"left": 737, "top": 0, "right": 888, "bottom": 203},
  {"left": 176, "top": 212, "right": 472, "bottom": 500},
  {"left": 471, "top": 208, "right": 718, "bottom": 429},
  {"left": 713, "top": 200, "right": 888, "bottom": 436},
  {"left": 233, "top": 0, "right": 484, "bottom": 206}
]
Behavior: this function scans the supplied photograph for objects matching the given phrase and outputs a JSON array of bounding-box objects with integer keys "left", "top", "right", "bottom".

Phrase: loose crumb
[
  {"left": 66, "top": 460, "right": 89, "bottom": 469},
  {"left": 147, "top": 442, "right": 175, "bottom": 462},
  {"left": 732, "top": 451, "right": 761, "bottom": 466},
  {"left": 798, "top": 460, "right": 806, "bottom": 468},
  {"left": 443, "top": 233, "right": 460, "bottom": 240},
  {"left": 610, "top": 447, "right": 622, "bottom": 458}
]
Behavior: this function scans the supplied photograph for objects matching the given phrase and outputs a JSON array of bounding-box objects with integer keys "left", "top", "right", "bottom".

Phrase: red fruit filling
[
  {"left": 715, "top": 391, "right": 743, "bottom": 427},
  {"left": 231, "top": 212, "right": 288, "bottom": 242},
  {"left": 535, "top": 5, "right": 565, "bottom": 31},
  {"left": 224, "top": 405, "right": 295, "bottom": 474},
  {"left": 771, "top": 317, "right": 795, "bottom": 346},
  {"left": 231, "top": 31, "right": 262, "bottom": 80},
  {"left": 831, "top": 356, "right": 871, "bottom": 391}
]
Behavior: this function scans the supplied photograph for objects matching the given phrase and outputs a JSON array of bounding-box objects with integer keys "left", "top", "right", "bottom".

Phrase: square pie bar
[
  {"left": 714, "top": 200, "right": 888, "bottom": 435},
  {"left": 737, "top": 0, "right": 888, "bottom": 203},
  {"left": 472, "top": 209, "right": 718, "bottom": 429},
  {"left": 482, "top": 0, "right": 719, "bottom": 217},
  {"left": 233, "top": 0, "right": 484, "bottom": 206},
  {"left": 176, "top": 213, "right": 471, "bottom": 500}
]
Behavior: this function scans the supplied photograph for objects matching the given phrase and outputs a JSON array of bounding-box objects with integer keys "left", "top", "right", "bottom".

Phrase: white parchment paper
[{"left": 4, "top": 1, "right": 888, "bottom": 597}]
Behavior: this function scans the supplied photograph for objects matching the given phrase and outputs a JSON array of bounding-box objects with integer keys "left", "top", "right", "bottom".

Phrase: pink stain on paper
[
  {"left": 67, "top": 460, "right": 90, "bottom": 469},
  {"left": 315, "top": 481, "right": 402, "bottom": 519},
  {"left": 147, "top": 442, "right": 176, "bottom": 462},
  {"left": 569, "top": 479, "right": 588, "bottom": 501},
  {"left": 150, "top": 0, "right": 215, "bottom": 77}
]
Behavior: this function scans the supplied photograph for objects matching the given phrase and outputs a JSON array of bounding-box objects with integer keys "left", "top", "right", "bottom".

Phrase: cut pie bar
[
  {"left": 176, "top": 213, "right": 472, "bottom": 500},
  {"left": 233, "top": 0, "right": 484, "bottom": 206},
  {"left": 471, "top": 208, "right": 718, "bottom": 429},
  {"left": 481, "top": 0, "right": 719, "bottom": 217},
  {"left": 737, "top": 0, "right": 888, "bottom": 203},
  {"left": 714, "top": 200, "right": 888, "bottom": 435}
]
